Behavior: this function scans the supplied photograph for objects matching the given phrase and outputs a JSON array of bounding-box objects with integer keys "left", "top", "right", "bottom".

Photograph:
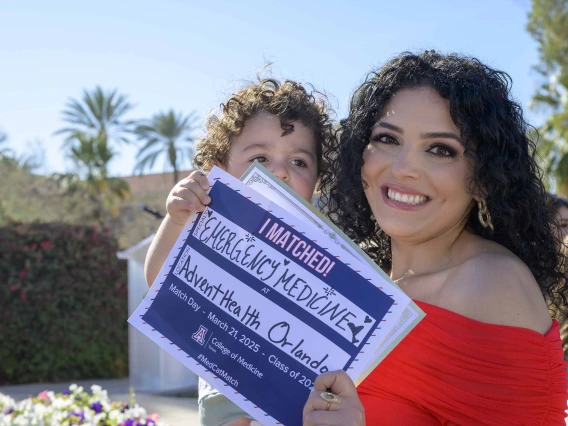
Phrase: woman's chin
[{"left": 378, "top": 223, "right": 424, "bottom": 242}]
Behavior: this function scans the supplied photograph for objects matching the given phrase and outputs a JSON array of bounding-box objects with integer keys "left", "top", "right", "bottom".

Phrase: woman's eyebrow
[
  {"left": 420, "top": 131, "right": 463, "bottom": 144},
  {"left": 372, "top": 121, "right": 403, "bottom": 133}
]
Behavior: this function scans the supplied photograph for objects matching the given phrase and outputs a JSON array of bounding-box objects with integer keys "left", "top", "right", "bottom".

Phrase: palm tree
[
  {"left": 69, "top": 133, "right": 114, "bottom": 179},
  {"left": 527, "top": 0, "right": 568, "bottom": 194},
  {"left": 69, "top": 134, "right": 129, "bottom": 199},
  {"left": 0, "top": 131, "right": 17, "bottom": 171},
  {"left": 53, "top": 134, "right": 130, "bottom": 225},
  {"left": 133, "top": 109, "right": 198, "bottom": 184},
  {"left": 0, "top": 132, "right": 39, "bottom": 172},
  {"left": 55, "top": 86, "right": 134, "bottom": 147},
  {"left": 0, "top": 131, "right": 14, "bottom": 158}
]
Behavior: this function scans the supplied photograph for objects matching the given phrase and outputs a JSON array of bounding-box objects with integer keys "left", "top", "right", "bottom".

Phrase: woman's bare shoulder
[{"left": 447, "top": 243, "right": 552, "bottom": 334}]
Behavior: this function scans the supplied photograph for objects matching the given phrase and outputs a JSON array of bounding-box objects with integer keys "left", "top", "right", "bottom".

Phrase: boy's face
[{"left": 219, "top": 112, "right": 318, "bottom": 202}]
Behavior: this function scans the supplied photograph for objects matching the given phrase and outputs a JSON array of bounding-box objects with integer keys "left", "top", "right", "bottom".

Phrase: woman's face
[
  {"left": 362, "top": 87, "right": 475, "bottom": 243},
  {"left": 555, "top": 205, "right": 568, "bottom": 241}
]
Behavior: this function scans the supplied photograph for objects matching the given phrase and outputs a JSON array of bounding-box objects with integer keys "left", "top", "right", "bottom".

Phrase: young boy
[{"left": 144, "top": 78, "right": 334, "bottom": 426}]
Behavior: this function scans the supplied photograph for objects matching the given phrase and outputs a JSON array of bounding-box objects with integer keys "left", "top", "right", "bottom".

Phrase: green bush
[{"left": 0, "top": 222, "right": 128, "bottom": 385}]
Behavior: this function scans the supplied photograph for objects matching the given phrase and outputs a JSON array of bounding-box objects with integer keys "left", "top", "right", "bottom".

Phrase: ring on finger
[{"left": 320, "top": 391, "right": 341, "bottom": 410}]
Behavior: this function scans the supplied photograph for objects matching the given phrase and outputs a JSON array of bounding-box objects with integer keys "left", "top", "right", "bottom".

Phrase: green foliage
[
  {"left": 0, "top": 160, "right": 162, "bottom": 250},
  {"left": 134, "top": 109, "right": 198, "bottom": 185},
  {"left": 49, "top": 171, "right": 131, "bottom": 227},
  {"left": 0, "top": 132, "right": 43, "bottom": 173},
  {"left": 0, "top": 222, "right": 128, "bottom": 385},
  {"left": 0, "top": 162, "right": 107, "bottom": 228},
  {"left": 52, "top": 87, "right": 135, "bottom": 219},
  {"left": 0, "top": 162, "right": 72, "bottom": 225},
  {"left": 55, "top": 134, "right": 131, "bottom": 223},
  {"left": 55, "top": 86, "right": 134, "bottom": 147},
  {"left": 527, "top": 0, "right": 568, "bottom": 193},
  {"left": 0, "top": 131, "right": 14, "bottom": 158},
  {"left": 70, "top": 134, "right": 115, "bottom": 178},
  {"left": 53, "top": 87, "right": 134, "bottom": 214}
]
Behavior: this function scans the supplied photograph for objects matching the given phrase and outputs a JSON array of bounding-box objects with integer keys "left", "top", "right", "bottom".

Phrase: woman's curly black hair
[{"left": 320, "top": 50, "right": 567, "bottom": 313}]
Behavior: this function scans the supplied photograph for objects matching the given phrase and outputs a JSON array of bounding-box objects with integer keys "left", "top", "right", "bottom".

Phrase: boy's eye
[
  {"left": 290, "top": 159, "right": 307, "bottom": 167},
  {"left": 251, "top": 156, "right": 268, "bottom": 163}
]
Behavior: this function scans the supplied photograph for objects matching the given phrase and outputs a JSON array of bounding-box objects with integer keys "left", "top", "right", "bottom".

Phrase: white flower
[
  {"left": 33, "top": 404, "right": 46, "bottom": 416},
  {"left": 0, "top": 385, "right": 168, "bottom": 426},
  {"left": 108, "top": 409, "right": 121, "bottom": 420},
  {"left": 13, "top": 415, "right": 27, "bottom": 426},
  {"left": 93, "top": 412, "right": 106, "bottom": 423}
]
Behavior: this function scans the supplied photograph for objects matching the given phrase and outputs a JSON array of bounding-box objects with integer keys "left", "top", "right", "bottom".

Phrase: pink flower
[
  {"left": 38, "top": 391, "right": 49, "bottom": 400},
  {"left": 148, "top": 413, "right": 159, "bottom": 421},
  {"left": 40, "top": 241, "right": 55, "bottom": 249}
]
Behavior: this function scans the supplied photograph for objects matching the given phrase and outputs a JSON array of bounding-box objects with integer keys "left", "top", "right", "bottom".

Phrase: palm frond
[
  {"left": 131, "top": 109, "right": 198, "bottom": 176},
  {"left": 135, "top": 139, "right": 162, "bottom": 158},
  {"left": 134, "top": 151, "right": 161, "bottom": 174},
  {"left": 56, "top": 86, "right": 133, "bottom": 151},
  {"left": 62, "top": 99, "right": 98, "bottom": 130}
]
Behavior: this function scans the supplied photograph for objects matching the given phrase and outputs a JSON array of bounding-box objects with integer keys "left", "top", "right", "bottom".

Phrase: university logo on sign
[{"left": 192, "top": 325, "right": 208, "bottom": 345}]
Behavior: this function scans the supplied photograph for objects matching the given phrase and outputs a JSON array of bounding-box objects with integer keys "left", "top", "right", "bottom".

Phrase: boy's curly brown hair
[{"left": 193, "top": 78, "right": 334, "bottom": 177}]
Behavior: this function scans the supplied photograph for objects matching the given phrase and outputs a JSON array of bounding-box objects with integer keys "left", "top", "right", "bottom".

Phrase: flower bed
[
  {"left": 0, "top": 384, "right": 165, "bottom": 425},
  {"left": 0, "top": 223, "right": 128, "bottom": 385}
]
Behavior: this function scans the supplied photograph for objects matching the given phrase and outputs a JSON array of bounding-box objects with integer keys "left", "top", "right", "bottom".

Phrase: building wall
[{"left": 120, "top": 170, "right": 193, "bottom": 195}]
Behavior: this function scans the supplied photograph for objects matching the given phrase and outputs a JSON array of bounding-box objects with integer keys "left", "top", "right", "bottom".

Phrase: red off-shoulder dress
[{"left": 359, "top": 301, "right": 567, "bottom": 425}]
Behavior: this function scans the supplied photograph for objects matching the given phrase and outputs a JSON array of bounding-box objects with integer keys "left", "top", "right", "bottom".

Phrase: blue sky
[{"left": 0, "top": 0, "right": 543, "bottom": 176}]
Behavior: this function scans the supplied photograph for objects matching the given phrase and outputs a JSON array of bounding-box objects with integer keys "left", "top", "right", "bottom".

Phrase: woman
[
  {"left": 300, "top": 51, "right": 567, "bottom": 425},
  {"left": 547, "top": 192, "right": 568, "bottom": 361},
  {"left": 548, "top": 192, "right": 568, "bottom": 241}
]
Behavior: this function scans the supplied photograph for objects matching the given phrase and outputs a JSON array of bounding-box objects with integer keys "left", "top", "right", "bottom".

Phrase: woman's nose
[{"left": 391, "top": 148, "right": 420, "bottom": 180}]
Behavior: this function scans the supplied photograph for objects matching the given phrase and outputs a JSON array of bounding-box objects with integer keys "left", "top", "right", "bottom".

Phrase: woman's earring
[{"left": 478, "top": 199, "right": 494, "bottom": 232}]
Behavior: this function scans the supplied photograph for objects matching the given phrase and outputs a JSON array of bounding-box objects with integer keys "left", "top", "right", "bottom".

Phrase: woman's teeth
[{"left": 387, "top": 188, "right": 427, "bottom": 205}]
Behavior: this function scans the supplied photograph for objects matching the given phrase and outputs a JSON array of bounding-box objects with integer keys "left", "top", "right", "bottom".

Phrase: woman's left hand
[{"left": 302, "top": 370, "right": 365, "bottom": 426}]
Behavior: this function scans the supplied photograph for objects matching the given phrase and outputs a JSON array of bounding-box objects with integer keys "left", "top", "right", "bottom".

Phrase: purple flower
[
  {"left": 69, "top": 411, "right": 85, "bottom": 422},
  {"left": 123, "top": 419, "right": 135, "bottom": 426},
  {"left": 62, "top": 390, "right": 70, "bottom": 395},
  {"left": 91, "top": 402, "right": 102, "bottom": 414},
  {"left": 4, "top": 408, "right": 14, "bottom": 415},
  {"left": 121, "top": 403, "right": 129, "bottom": 413}
]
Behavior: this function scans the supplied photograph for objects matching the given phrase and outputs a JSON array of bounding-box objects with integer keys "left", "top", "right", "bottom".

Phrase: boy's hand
[{"left": 166, "top": 170, "right": 211, "bottom": 226}]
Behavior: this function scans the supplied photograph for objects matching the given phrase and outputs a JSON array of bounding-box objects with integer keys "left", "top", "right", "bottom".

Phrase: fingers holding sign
[
  {"left": 302, "top": 370, "right": 365, "bottom": 426},
  {"left": 166, "top": 170, "right": 211, "bottom": 225},
  {"left": 222, "top": 371, "right": 365, "bottom": 426}
]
